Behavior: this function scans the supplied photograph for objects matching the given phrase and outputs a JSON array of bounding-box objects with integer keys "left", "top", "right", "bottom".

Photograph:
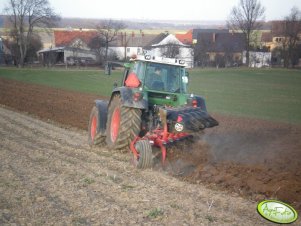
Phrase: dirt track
[{"left": 0, "top": 77, "right": 301, "bottom": 224}]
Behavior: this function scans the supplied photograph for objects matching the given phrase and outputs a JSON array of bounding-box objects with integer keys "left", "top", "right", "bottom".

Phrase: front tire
[{"left": 106, "top": 94, "right": 141, "bottom": 151}]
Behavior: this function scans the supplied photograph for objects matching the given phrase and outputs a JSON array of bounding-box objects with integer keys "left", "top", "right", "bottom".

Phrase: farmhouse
[
  {"left": 175, "top": 28, "right": 229, "bottom": 45},
  {"left": 194, "top": 31, "right": 246, "bottom": 67},
  {"left": 38, "top": 46, "right": 97, "bottom": 66},
  {"left": 175, "top": 28, "right": 245, "bottom": 67},
  {"left": 106, "top": 32, "right": 158, "bottom": 60},
  {"left": 38, "top": 29, "right": 160, "bottom": 65},
  {"left": 260, "top": 21, "right": 301, "bottom": 66},
  {"left": 38, "top": 29, "right": 98, "bottom": 66},
  {"left": 260, "top": 21, "right": 296, "bottom": 52},
  {"left": 38, "top": 29, "right": 194, "bottom": 67},
  {"left": 144, "top": 33, "right": 194, "bottom": 68}
]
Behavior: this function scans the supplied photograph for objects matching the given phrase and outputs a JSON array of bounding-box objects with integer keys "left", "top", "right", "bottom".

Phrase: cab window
[{"left": 130, "top": 61, "right": 145, "bottom": 81}]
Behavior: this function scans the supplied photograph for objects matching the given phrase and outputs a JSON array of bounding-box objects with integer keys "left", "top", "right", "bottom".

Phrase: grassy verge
[
  {"left": 0, "top": 67, "right": 300, "bottom": 124},
  {"left": 0, "top": 67, "right": 120, "bottom": 96}
]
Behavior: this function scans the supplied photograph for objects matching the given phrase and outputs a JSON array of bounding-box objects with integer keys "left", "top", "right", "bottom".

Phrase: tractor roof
[{"left": 134, "top": 55, "right": 187, "bottom": 67}]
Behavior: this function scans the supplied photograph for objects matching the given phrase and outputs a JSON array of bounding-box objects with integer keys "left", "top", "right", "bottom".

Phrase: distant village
[{"left": 0, "top": 19, "right": 300, "bottom": 68}]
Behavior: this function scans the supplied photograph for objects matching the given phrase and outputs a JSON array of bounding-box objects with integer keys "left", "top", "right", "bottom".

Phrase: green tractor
[{"left": 88, "top": 55, "right": 218, "bottom": 169}]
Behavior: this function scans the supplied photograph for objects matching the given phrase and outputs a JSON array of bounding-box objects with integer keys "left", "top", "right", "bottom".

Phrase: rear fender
[
  {"left": 95, "top": 100, "right": 108, "bottom": 134},
  {"left": 111, "top": 87, "right": 147, "bottom": 109}
]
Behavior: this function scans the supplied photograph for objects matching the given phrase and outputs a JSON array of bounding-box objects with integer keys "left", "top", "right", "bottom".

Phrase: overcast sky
[{"left": 1, "top": 0, "right": 301, "bottom": 21}]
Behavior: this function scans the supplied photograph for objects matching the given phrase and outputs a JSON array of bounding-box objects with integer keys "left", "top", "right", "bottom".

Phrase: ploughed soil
[{"left": 0, "top": 77, "right": 300, "bottom": 224}]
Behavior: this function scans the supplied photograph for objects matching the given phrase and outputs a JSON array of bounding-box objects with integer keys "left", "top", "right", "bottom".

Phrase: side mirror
[{"left": 182, "top": 75, "right": 189, "bottom": 84}]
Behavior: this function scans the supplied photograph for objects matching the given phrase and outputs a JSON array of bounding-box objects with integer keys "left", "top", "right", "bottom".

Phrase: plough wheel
[{"left": 133, "top": 140, "right": 153, "bottom": 169}]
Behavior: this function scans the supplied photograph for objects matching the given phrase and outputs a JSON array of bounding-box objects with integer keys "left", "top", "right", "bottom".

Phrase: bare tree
[
  {"left": 96, "top": 20, "right": 125, "bottom": 63},
  {"left": 2, "top": 38, "right": 19, "bottom": 65},
  {"left": 4, "top": 0, "right": 59, "bottom": 67},
  {"left": 120, "top": 32, "right": 130, "bottom": 60},
  {"left": 160, "top": 41, "right": 180, "bottom": 58},
  {"left": 281, "top": 7, "right": 301, "bottom": 68},
  {"left": 88, "top": 35, "right": 105, "bottom": 64},
  {"left": 227, "top": 0, "right": 265, "bottom": 66},
  {"left": 223, "top": 45, "right": 235, "bottom": 67},
  {"left": 3, "top": 32, "right": 42, "bottom": 65},
  {"left": 71, "top": 39, "right": 85, "bottom": 68},
  {"left": 193, "top": 37, "right": 210, "bottom": 67},
  {"left": 24, "top": 33, "right": 42, "bottom": 63}
]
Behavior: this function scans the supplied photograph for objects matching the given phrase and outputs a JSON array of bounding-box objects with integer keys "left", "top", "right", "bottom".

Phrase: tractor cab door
[
  {"left": 123, "top": 61, "right": 146, "bottom": 88},
  {"left": 122, "top": 67, "right": 130, "bottom": 86}
]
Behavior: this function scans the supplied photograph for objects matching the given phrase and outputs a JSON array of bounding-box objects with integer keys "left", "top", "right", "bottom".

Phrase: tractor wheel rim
[
  {"left": 91, "top": 116, "right": 97, "bottom": 141},
  {"left": 111, "top": 107, "right": 120, "bottom": 142}
]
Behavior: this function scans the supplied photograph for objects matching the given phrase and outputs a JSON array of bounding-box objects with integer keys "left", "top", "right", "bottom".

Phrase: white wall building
[
  {"left": 243, "top": 51, "right": 272, "bottom": 68},
  {"left": 145, "top": 34, "right": 193, "bottom": 68},
  {"left": 108, "top": 47, "right": 143, "bottom": 60}
]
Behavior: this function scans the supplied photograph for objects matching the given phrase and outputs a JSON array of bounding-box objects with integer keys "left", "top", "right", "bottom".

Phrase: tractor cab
[{"left": 123, "top": 55, "right": 190, "bottom": 107}]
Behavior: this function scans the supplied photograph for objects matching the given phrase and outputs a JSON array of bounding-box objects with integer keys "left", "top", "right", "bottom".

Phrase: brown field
[{"left": 0, "top": 77, "right": 300, "bottom": 225}]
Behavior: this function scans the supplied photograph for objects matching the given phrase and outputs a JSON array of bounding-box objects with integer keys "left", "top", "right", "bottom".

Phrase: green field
[{"left": 0, "top": 67, "right": 300, "bottom": 124}]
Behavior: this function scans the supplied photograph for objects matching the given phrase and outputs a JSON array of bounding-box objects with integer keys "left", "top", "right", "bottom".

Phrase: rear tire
[
  {"left": 133, "top": 140, "right": 153, "bottom": 169},
  {"left": 106, "top": 94, "right": 141, "bottom": 152},
  {"left": 88, "top": 106, "right": 105, "bottom": 146}
]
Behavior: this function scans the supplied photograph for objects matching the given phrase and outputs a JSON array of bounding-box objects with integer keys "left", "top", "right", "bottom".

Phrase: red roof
[
  {"left": 261, "top": 32, "right": 273, "bottom": 42},
  {"left": 54, "top": 30, "right": 98, "bottom": 47},
  {"left": 175, "top": 30, "right": 193, "bottom": 45}
]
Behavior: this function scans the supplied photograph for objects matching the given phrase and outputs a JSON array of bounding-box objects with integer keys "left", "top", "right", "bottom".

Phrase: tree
[
  {"left": 193, "top": 36, "right": 211, "bottom": 67},
  {"left": 227, "top": 0, "right": 265, "bottom": 66},
  {"left": 223, "top": 45, "right": 235, "bottom": 67},
  {"left": 4, "top": 0, "right": 59, "bottom": 67},
  {"left": 281, "top": 7, "right": 301, "bottom": 68},
  {"left": 160, "top": 42, "right": 180, "bottom": 58},
  {"left": 88, "top": 35, "right": 106, "bottom": 65},
  {"left": 120, "top": 32, "right": 130, "bottom": 60},
  {"left": 70, "top": 38, "right": 85, "bottom": 67},
  {"left": 2, "top": 38, "right": 19, "bottom": 65},
  {"left": 95, "top": 20, "right": 125, "bottom": 63},
  {"left": 24, "top": 33, "right": 42, "bottom": 63},
  {"left": 2, "top": 33, "right": 42, "bottom": 65}
]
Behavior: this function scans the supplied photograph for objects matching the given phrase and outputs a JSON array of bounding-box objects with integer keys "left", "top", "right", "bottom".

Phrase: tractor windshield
[{"left": 144, "top": 63, "right": 188, "bottom": 93}]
